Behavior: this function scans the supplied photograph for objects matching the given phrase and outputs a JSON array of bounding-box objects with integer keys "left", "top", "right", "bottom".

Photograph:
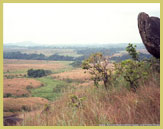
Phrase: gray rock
[{"left": 138, "top": 12, "right": 160, "bottom": 58}]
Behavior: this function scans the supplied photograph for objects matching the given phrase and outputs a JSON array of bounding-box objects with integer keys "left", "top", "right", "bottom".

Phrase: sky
[{"left": 3, "top": 3, "right": 160, "bottom": 45}]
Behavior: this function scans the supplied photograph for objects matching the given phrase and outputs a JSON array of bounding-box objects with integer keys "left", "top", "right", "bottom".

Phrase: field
[
  {"left": 51, "top": 68, "right": 91, "bottom": 81},
  {"left": 3, "top": 59, "right": 73, "bottom": 73},
  {"left": 4, "top": 97, "right": 49, "bottom": 117},
  {"left": 4, "top": 78, "right": 42, "bottom": 97},
  {"left": 3, "top": 46, "right": 160, "bottom": 126},
  {"left": 3, "top": 59, "right": 91, "bottom": 119}
]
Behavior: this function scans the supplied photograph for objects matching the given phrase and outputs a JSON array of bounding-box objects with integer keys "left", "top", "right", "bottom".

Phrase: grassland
[
  {"left": 19, "top": 71, "right": 160, "bottom": 126},
  {"left": 3, "top": 57, "right": 160, "bottom": 125},
  {"left": 4, "top": 97, "right": 49, "bottom": 117},
  {"left": 3, "top": 59, "right": 75, "bottom": 118},
  {"left": 3, "top": 59, "right": 73, "bottom": 77},
  {"left": 51, "top": 68, "right": 91, "bottom": 81},
  {"left": 4, "top": 78, "right": 42, "bottom": 97},
  {"left": 31, "top": 77, "right": 69, "bottom": 101}
]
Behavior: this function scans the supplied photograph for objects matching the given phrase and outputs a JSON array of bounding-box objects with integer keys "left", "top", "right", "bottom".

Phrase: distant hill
[{"left": 4, "top": 42, "right": 146, "bottom": 49}]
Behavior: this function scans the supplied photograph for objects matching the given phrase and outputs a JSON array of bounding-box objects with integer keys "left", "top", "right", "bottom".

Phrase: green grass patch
[
  {"left": 31, "top": 76, "right": 69, "bottom": 101},
  {"left": 4, "top": 70, "right": 27, "bottom": 74}
]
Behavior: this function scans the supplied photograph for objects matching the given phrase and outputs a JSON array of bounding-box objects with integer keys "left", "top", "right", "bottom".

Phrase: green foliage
[
  {"left": 111, "top": 43, "right": 149, "bottom": 91},
  {"left": 5, "top": 75, "right": 15, "bottom": 79},
  {"left": 68, "top": 95, "right": 86, "bottom": 109},
  {"left": 114, "top": 59, "right": 148, "bottom": 92},
  {"left": 3, "top": 51, "right": 74, "bottom": 61},
  {"left": 82, "top": 53, "right": 114, "bottom": 90},
  {"left": 126, "top": 43, "right": 139, "bottom": 61},
  {"left": 70, "top": 61, "right": 82, "bottom": 68},
  {"left": 42, "top": 104, "right": 51, "bottom": 112},
  {"left": 31, "top": 77, "right": 68, "bottom": 101},
  {"left": 110, "top": 53, "right": 151, "bottom": 62},
  {"left": 81, "top": 44, "right": 151, "bottom": 92},
  {"left": 53, "top": 84, "right": 67, "bottom": 93},
  {"left": 27, "top": 69, "right": 52, "bottom": 78}
]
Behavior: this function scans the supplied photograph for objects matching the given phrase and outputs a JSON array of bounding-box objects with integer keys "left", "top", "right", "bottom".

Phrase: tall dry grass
[
  {"left": 19, "top": 74, "right": 160, "bottom": 126},
  {"left": 51, "top": 69, "right": 91, "bottom": 81}
]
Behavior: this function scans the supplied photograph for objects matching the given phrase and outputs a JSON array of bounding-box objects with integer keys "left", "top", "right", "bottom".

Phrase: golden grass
[
  {"left": 51, "top": 68, "right": 91, "bottom": 81},
  {"left": 4, "top": 78, "right": 42, "bottom": 96},
  {"left": 19, "top": 76, "right": 160, "bottom": 125},
  {"left": 4, "top": 97, "right": 49, "bottom": 116},
  {"left": 3, "top": 59, "right": 65, "bottom": 72}
]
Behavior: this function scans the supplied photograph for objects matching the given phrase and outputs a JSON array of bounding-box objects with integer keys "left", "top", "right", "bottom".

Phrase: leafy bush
[
  {"left": 113, "top": 43, "right": 150, "bottom": 91},
  {"left": 68, "top": 94, "right": 86, "bottom": 109},
  {"left": 115, "top": 59, "right": 148, "bottom": 91},
  {"left": 126, "top": 43, "right": 139, "bottom": 61},
  {"left": 27, "top": 69, "right": 52, "bottom": 78}
]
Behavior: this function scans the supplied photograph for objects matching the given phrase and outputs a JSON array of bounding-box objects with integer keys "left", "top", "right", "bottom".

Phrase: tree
[
  {"left": 115, "top": 43, "right": 148, "bottom": 92},
  {"left": 82, "top": 53, "right": 114, "bottom": 90},
  {"left": 27, "top": 69, "right": 52, "bottom": 78},
  {"left": 126, "top": 43, "right": 139, "bottom": 61}
]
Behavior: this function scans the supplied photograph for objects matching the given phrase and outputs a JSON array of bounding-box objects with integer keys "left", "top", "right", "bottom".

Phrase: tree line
[
  {"left": 3, "top": 51, "right": 75, "bottom": 61},
  {"left": 3, "top": 50, "right": 151, "bottom": 63}
]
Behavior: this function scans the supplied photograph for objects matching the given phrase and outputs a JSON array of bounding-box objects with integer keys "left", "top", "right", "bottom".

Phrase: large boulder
[{"left": 138, "top": 12, "right": 160, "bottom": 59}]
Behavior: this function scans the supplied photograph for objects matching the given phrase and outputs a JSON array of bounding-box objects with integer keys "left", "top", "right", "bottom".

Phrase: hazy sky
[{"left": 3, "top": 3, "right": 160, "bottom": 45}]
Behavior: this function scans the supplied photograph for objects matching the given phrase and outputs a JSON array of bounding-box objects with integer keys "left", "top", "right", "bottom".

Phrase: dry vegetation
[
  {"left": 20, "top": 75, "right": 160, "bottom": 125},
  {"left": 51, "top": 68, "right": 91, "bottom": 81},
  {"left": 3, "top": 59, "right": 65, "bottom": 72},
  {"left": 3, "top": 58, "right": 160, "bottom": 126},
  {"left": 4, "top": 97, "right": 49, "bottom": 117},
  {"left": 4, "top": 78, "right": 42, "bottom": 97}
]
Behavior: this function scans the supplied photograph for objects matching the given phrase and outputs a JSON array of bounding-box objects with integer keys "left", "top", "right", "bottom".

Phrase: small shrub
[
  {"left": 6, "top": 75, "right": 14, "bottom": 79},
  {"left": 65, "top": 78, "right": 73, "bottom": 83},
  {"left": 21, "top": 94, "right": 29, "bottom": 97},
  {"left": 53, "top": 84, "right": 66, "bottom": 93},
  {"left": 68, "top": 94, "right": 86, "bottom": 109},
  {"left": 27, "top": 69, "right": 52, "bottom": 78},
  {"left": 9, "top": 109, "right": 15, "bottom": 112},
  {"left": 4, "top": 93, "right": 13, "bottom": 98},
  {"left": 21, "top": 105, "right": 31, "bottom": 112},
  {"left": 115, "top": 59, "right": 148, "bottom": 92},
  {"left": 26, "top": 85, "right": 33, "bottom": 89}
]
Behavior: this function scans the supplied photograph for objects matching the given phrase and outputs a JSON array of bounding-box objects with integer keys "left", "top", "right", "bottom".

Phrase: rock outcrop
[
  {"left": 4, "top": 115, "right": 23, "bottom": 126},
  {"left": 138, "top": 12, "right": 160, "bottom": 59}
]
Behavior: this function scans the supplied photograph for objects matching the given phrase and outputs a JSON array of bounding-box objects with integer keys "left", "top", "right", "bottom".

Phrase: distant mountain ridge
[{"left": 4, "top": 41, "right": 145, "bottom": 49}]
